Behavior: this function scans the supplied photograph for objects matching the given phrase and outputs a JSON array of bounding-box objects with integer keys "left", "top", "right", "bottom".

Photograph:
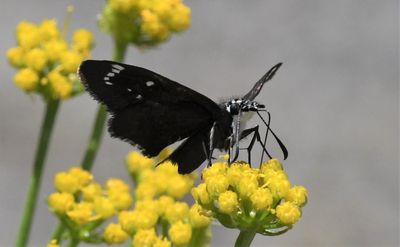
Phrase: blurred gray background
[{"left": 0, "top": 0, "right": 398, "bottom": 246}]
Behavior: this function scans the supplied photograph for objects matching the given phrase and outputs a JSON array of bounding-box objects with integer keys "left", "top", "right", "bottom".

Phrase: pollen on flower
[
  {"left": 168, "top": 221, "right": 192, "bottom": 245},
  {"left": 103, "top": 223, "right": 129, "bottom": 245},
  {"left": 205, "top": 174, "right": 229, "bottom": 198},
  {"left": 66, "top": 202, "right": 96, "bottom": 225},
  {"left": 250, "top": 187, "right": 273, "bottom": 210}
]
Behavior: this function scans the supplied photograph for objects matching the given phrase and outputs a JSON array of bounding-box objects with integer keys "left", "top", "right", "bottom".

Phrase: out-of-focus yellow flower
[
  {"left": 16, "top": 21, "right": 41, "bottom": 49},
  {"left": 94, "top": 197, "right": 116, "bottom": 219},
  {"left": 126, "top": 151, "right": 154, "bottom": 174},
  {"left": 43, "top": 40, "right": 68, "bottom": 62},
  {"left": 54, "top": 171, "right": 80, "bottom": 194},
  {"left": 132, "top": 228, "right": 158, "bottom": 247},
  {"left": 109, "top": 0, "right": 136, "bottom": 13},
  {"left": 168, "top": 221, "right": 192, "bottom": 245},
  {"left": 72, "top": 29, "right": 94, "bottom": 52},
  {"left": 136, "top": 182, "right": 158, "bottom": 200},
  {"left": 250, "top": 188, "right": 273, "bottom": 210},
  {"left": 167, "top": 4, "right": 191, "bottom": 32},
  {"left": 103, "top": 223, "right": 129, "bottom": 245},
  {"left": 47, "top": 239, "right": 59, "bottom": 247},
  {"left": 166, "top": 175, "right": 193, "bottom": 199},
  {"left": 24, "top": 48, "right": 47, "bottom": 71},
  {"left": 218, "top": 191, "right": 238, "bottom": 214},
  {"left": 47, "top": 69, "right": 73, "bottom": 99},
  {"left": 60, "top": 51, "right": 82, "bottom": 73},
  {"left": 165, "top": 201, "right": 189, "bottom": 223},
  {"left": 48, "top": 192, "right": 75, "bottom": 214},
  {"left": 276, "top": 202, "right": 301, "bottom": 225},
  {"left": 81, "top": 182, "right": 102, "bottom": 202},
  {"left": 8, "top": 19, "right": 94, "bottom": 100},
  {"left": 141, "top": 9, "right": 169, "bottom": 41},
  {"left": 39, "top": 19, "right": 59, "bottom": 41},
  {"left": 69, "top": 167, "right": 93, "bottom": 187},
  {"left": 7, "top": 47, "right": 25, "bottom": 67},
  {"left": 67, "top": 202, "right": 97, "bottom": 225},
  {"left": 135, "top": 199, "right": 159, "bottom": 215},
  {"left": 13, "top": 68, "right": 39, "bottom": 91},
  {"left": 189, "top": 204, "right": 212, "bottom": 228},
  {"left": 285, "top": 186, "right": 308, "bottom": 206},
  {"left": 106, "top": 178, "right": 131, "bottom": 193},
  {"left": 108, "top": 189, "right": 133, "bottom": 211},
  {"left": 118, "top": 211, "right": 136, "bottom": 234},
  {"left": 157, "top": 196, "right": 175, "bottom": 216},
  {"left": 154, "top": 237, "right": 171, "bottom": 247}
]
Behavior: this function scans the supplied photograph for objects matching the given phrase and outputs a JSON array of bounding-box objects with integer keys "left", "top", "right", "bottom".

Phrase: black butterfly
[{"left": 78, "top": 60, "right": 287, "bottom": 174}]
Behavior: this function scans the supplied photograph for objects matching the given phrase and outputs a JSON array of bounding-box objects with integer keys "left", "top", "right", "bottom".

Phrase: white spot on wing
[
  {"left": 112, "top": 64, "right": 124, "bottom": 70},
  {"left": 105, "top": 81, "right": 113, "bottom": 85},
  {"left": 127, "top": 88, "right": 132, "bottom": 92},
  {"left": 112, "top": 69, "right": 119, "bottom": 73},
  {"left": 136, "top": 94, "right": 142, "bottom": 99},
  {"left": 146, "top": 81, "right": 155, "bottom": 87},
  {"left": 107, "top": 72, "right": 115, "bottom": 77}
]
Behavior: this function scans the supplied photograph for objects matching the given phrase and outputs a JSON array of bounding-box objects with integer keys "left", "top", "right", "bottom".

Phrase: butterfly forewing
[{"left": 79, "top": 60, "right": 223, "bottom": 168}]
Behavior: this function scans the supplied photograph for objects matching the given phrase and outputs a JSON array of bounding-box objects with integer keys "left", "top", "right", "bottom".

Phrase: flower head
[
  {"left": 7, "top": 18, "right": 94, "bottom": 100},
  {"left": 194, "top": 158, "right": 308, "bottom": 235},
  {"left": 169, "top": 221, "right": 192, "bottom": 245},
  {"left": 103, "top": 223, "right": 129, "bottom": 244}
]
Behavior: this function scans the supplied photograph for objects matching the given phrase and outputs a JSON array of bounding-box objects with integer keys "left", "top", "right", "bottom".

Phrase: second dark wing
[{"left": 78, "top": 60, "right": 221, "bottom": 157}]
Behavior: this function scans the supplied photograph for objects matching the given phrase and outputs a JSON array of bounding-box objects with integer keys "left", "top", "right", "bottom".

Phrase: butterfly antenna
[
  {"left": 256, "top": 111, "right": 288, "bottom": 160},
  {"left": 243, "top": 63, "right": 282, "bottom": 101}
]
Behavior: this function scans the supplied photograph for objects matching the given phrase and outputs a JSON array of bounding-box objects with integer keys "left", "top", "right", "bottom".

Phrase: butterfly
[{"left": 78, "top": 60, "right": 288, "bottom": 174}]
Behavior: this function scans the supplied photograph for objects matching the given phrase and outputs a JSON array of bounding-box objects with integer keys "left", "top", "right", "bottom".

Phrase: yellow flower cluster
[
  {"left": 102, "top": 151, "right": 212, "bottom": 246},
  {"left": 100, "top": 0, "right": 191, "bottom": 47},
  {"left": 192, "top": 159, "right": 308, "bottom": 235},
  {"left": 48, "top": 167, "right": 132, "bottom": 229},
  {"left": 7, "top": 19, "right": 94, "bottom": 100}
]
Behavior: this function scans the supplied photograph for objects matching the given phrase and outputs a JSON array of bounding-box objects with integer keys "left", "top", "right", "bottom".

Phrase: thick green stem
[
  {"left": 15, "top": 100, "right": 60, "bottom": 247},
  {"left": 234, "top": 229, "right": 257, "bottom": 247}
]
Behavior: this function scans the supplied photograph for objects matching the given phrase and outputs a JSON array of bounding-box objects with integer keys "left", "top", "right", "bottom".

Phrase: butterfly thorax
[{"left": 224, "top": 98, "right": 265, "bottom": 116}]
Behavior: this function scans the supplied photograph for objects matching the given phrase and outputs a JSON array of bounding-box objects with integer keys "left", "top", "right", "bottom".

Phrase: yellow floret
[
  {"left": 60, "top": 51, "right": 82, "bottom": 73},
  {"left": 94, "top": 197, "right": 116, "bottom": 219},
  {"left": 189, "top": 204, "right": 212, "bottom": 228},
  {"left": 165, "top": 201, "right": 189, "bottom": 223},
  {"left": 47, "top": 69, "right": 72, "bottom": 99},
  {"left": 54, "top": 171, "right": 80, "bottom": 194},
  {"left": 191, "top": 183, "right": 211, "bottom": 205},
  {"left": 103, "top": 223, "right": 129, "bottom": 245},
  {"left": 250, "top": 187, "right": 273, "bottom": 210},
  {"left": 132, "top": 228, "right": 158, "bottom": 247},
  {"left": 81, "top": 182, "right": 102, "bottom": 202},
  {"left": 285, "top": 185, "right": 308, "bottom": 206},
  {"left": 276, "top": 201, "right": 301, "bottom": 225},
  {"left": 126, "top": 151, "right": 154, "bottom": 174},
  {"left": 72, "top": 28, "right": 94, "bottom": 51},
  {"left": 48, "top": 192, "right": 75, "bottom": 214},
  {"left": 66, "top": 202, "right": 96, "bottom": 225},
  {"left": 16, "top": 21, "right": 41, "bottom": 49},
  {"left": 168, "top": 221, "right": 192, "bottom": 245},
  {"left": 39, "top": 19, "right": 59, "bottom": 41},
  {"left": 47, "top": 239, "right": 59, "bottom": 247},
  {"left": 13, "top": 68, "right": 39, "bottom": 92},
  {"left": 43, "top": 40, "right": 68, "bottom": 62},
  {"left": 7, "top": 47, "right": 25, "bottom": 67},
  {"left": 154, "top": 237, "right": 171, "bottom": 247},
  {"left": 205, "top": 173, "right": 229, "bottom": 198},
  {"left": 218, "top": 190, "right": 239, "bottom": 214}
]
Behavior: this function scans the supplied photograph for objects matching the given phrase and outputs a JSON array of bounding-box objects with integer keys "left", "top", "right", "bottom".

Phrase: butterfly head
[{"left": 224, "top": 98, "right": 265, "bottom": 115}]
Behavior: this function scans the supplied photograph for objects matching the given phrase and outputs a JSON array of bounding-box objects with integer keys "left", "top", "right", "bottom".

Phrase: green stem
[
  {"left": 234, "top": 229, "right": 257, "bottom": 247},
  {"left": 15, "top": 100, "right": 60, "bottom": 247},
  {"left": 67, "top": 238, "right": 79, "bottom": 247},
  {"left": 80, "top": 104, "right": 107, "bottom": 170}
]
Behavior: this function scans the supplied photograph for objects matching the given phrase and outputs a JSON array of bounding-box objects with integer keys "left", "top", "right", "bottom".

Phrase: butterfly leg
[
  {"left": 256, "top": 111, "right": 288, "bottom": 161},
  {"left": 208, "top": 123, "right": 216, "bottom": 167},
  {"left": 239, "top": 125, "right": 272, "bottom": 166}
]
